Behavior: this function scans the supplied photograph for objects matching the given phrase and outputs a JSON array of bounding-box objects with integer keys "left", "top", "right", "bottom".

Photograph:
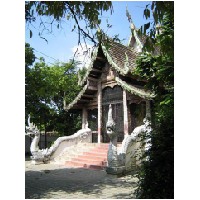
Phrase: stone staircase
[{"left": 52, "top": 143, "right": 110, "bottom": 170}]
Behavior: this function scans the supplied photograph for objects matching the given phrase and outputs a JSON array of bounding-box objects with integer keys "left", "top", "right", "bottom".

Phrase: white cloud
[{"left": 71, "top": 43, "right": 95, "bottom": 69}]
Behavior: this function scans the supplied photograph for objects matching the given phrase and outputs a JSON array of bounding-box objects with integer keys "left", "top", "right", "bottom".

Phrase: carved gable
[{"left": 101, "top": 63, "right": 116, "bottom": 82}]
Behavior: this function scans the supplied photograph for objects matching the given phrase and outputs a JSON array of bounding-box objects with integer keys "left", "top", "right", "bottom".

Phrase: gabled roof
[
  {"left": 64, "top": 39, "right": 156, "bottom": 111},
  {"left": 101, "top": 40, "right": 138, "bottom": 76},
  {"left": 78, "top": 40, "right": 139, "bottom": 87}
]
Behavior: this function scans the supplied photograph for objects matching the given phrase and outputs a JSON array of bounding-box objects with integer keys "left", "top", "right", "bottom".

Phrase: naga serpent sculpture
[
  {"left": 25, "top": 114, "right": 92, "bottom": 164},
  {"left": 106, "top": 104, "right": 152, "bottom": 174},
  {"left": 106, "top": 104, "right": 119, "bottom": 168},
  {"left": 25, "top": 114, "right": 50, "bottom": 163}
]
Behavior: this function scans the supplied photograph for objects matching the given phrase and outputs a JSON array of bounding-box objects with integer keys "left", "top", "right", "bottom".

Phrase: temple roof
[
  {"left": 115, "top": 77, "right": 155, "bottom": 100},
  {"left": 64, "top": 39, "right": 155, "bottom": 111},
  {"left": 78, "top": 40, "right": 139, "bottom": 86},
  {"left": 101, "top": 40, "right": 138, "bottom": 75}
]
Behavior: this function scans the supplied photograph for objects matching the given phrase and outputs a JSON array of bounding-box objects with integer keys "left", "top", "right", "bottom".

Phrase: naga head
[
  {"left": 106, "top": 104, "right": 117, "bottom": 139},
  {"left": 25, "top": 114, "right": 40, "bottom": 137}
]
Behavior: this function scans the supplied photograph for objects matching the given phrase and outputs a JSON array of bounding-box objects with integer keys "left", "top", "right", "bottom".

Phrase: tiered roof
[{"left": 64, "top": 38, "right": 155, "bottom": 111}]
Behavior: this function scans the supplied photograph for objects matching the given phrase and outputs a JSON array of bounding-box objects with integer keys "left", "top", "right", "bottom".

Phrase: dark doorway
[{"left": 102, "top": 86, "right": 124, "bottom": 142}]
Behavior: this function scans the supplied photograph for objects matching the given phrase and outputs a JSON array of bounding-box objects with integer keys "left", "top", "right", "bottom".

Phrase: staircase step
[
  {"left": 54, "top": 142, "right": 111, "bottom": 170},
  {"left": 79, "top": 154, "right": 107, "bottom": 160},
  {"left": 82, "top": 152, "right": 107, "bottom": 157},
  {"left": 65, "top": 160, "right": 107, "bottom": 167},
  {"left": 74, "top": 157, "right": 107, "bottom": 162}
]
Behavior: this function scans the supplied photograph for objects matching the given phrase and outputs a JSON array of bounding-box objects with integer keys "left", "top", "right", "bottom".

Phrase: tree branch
[{"left": 66, "top": 3, "right": 98, "bottom": 46}]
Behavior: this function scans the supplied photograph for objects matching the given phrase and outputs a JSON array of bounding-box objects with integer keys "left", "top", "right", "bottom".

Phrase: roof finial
[{"left": 126, "top": 6, "right": 135, "bottom": 30}]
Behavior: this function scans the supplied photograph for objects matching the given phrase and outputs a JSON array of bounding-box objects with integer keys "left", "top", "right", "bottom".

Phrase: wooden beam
[
  {"left": 82, "top": 94, "right": 94, "bottom": 99},
  {"left": 96, "top": 56, "right": 107, "bottom": 63},
  {"left": 88, "top": 86, "right": 98, "bottom": 91},
  {"left": 78, "top": 99, "right": 90, "bottom": 103},
  {"left": 88, "top": 77, "right": 98, "bottom": 82},
  {"left": 91, "top": 68, "right": 102, "bottom": 73},
  {"left": 89, "top": 74, "right": 99, "bottom": 79},
  {"left": 97, "top": 81, "right": 102, "bottom": 143},
  {"left": 123, "top": 90, "right": 129, "bottom": 135}
]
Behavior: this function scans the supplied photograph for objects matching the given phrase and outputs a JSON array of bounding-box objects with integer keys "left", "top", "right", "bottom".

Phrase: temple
[
  {"left": 64, "top": 24, "right": 155, "bottom": 144},
  {"left": 26, "top": 21, "right": 155, "bottom": 173}
]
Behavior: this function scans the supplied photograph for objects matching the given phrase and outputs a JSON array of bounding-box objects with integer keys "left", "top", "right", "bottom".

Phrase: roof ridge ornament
[{"left": 126, "top": 7, "right": 143, "bottom": 51}]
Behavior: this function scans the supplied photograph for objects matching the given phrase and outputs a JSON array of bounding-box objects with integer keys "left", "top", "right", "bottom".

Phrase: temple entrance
[{"left": 102, "top": 86, "right": 124, "bottom": 142}]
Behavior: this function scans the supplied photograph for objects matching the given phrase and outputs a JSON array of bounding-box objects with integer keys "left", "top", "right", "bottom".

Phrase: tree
[
  {"left": 25, "top": 1, "right": 113, "bottom": 46},
  {"left": 25, "top": 43, "right": 82, "bottom": 136},
  {"left": 25, "top": 43, "right": 36, "bottom": 67},
  {"left": 133, "top": 1, "right": 174, "bottom": 199}
]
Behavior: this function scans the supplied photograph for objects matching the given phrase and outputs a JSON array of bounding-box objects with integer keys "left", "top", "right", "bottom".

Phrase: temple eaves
[{"left": 64, "top": 39, "right": 154, "bottom": 112}]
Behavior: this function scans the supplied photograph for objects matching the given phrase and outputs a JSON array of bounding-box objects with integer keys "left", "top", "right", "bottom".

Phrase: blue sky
[{"left": 25, "top": 1, "right": 151, "bottom": 65}]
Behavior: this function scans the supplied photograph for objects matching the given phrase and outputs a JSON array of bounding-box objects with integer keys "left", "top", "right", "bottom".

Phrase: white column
[
  {"left": 123, "top": 90, "right": 129, "bottom": 135},
  {"left": 82, "top": 107, "right": 88, "bottom": 129},
  {"left": 97, "top": 81, "right": 102, "bottom": 143}
]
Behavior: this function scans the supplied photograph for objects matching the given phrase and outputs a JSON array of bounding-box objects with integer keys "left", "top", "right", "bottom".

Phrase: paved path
[{"left": 25, "top": 161, "right": 138, "bottom": 199}]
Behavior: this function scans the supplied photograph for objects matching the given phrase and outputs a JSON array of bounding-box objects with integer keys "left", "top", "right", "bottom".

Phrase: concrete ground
[{"left": 25, "top": 160, "right": 138, "bottom": 199}]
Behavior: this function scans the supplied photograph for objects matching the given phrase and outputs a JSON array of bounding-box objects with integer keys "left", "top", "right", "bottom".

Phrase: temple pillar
[
  {"left": 97, "top": 81, "right": 102, "bottom": 143},
  {"left": 123, "top": 90, "right": 129, "bottom": 135},
  {"left": 146, "top": 100, "right": 151, "bottom": 120},
  {"left": 82, "top": 107, "right": 88, "bottom": 129}
]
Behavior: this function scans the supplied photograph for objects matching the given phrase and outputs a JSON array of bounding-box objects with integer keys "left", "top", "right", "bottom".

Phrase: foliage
[
  {"left": 25, "top": 43, "right": 36, "bottom": 67},
  {"left": 133, "top": 1, "right": 174, "bottom": 199},
  {"left": 25, "top": 1, "right": 113, "bottom": 45},
  {"left": 25, "top": 43, "right": 82, "bottom": 135}
]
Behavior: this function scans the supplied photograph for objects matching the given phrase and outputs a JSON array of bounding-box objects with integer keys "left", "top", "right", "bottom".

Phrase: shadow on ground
[{"left": 25, "top": 165, "right": 138, "bottom": 199}]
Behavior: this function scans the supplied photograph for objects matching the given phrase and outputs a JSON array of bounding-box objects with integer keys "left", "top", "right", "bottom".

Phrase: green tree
[
  {"left": 25, "top": 43, "right": 36, "bottom": 67},
  {"left": 25, "top": 43, "right": 82, "bottom": 136},
  {"left": 133, "top": 1, "right": 174, "bottom": 199},
  {"left": 25, "top": 1, "right": 113, "bottom": 45}
]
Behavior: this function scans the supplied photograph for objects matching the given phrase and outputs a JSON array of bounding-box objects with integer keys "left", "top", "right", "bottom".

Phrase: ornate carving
[
  {"left": 105, "top": 104, "right": 152, "bottom": 174},
  {"left": 25, "top": 115, "right": 92, "bottom": 164},
  {"left": 106, "top": 104, "right": 116, "bottom": 139},
  {"left": 106, "top": 104, "right": 118, "bottom": 168},
  {"left": 25, "top": 115, "right": 50, "bottom": 163}
]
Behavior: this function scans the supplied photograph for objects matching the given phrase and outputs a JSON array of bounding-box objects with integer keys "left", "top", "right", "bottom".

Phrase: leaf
[
  {"left": 145, "top": 22, "right": 150, "bottom": 30},
  {"left": 30, "top": 30, "right": 32, "bottom": 38},
  {"left": 144, "top": 8, "right": 150, "bottom": 20},
  {"left": 147, "top": 9, "right": 150, "bottom": 18},
  {"left": 72, "top": 25, "right": 76, "bottom": 32},
  {"left": 151, "top": 2, "right": 155, "bottom": 11}
]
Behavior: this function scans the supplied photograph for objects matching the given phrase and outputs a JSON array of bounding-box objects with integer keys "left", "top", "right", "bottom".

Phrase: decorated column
[
  {"left": 97, "top": 81, "right": 102, "bottom": 143},
  {"left": 123, "top": 90, "right": 129, "bottom": 135},
  {"left": 82, "top": 107, "right": 88, "bottom": 129}
]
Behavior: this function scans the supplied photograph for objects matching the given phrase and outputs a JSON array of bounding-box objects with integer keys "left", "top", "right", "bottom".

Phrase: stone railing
[
  {"left": 26, "top": 115, "right": 92, "bottom": 164},
  {"left": 50, "top": 128, "right": 92, "bottom": 160},
  {"left": 105, "top": 104, "right": 152, "bottom": 174}
]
